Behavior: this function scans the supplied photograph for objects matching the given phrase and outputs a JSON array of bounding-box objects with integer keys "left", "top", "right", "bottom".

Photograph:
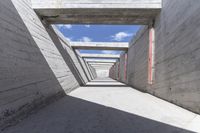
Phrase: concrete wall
[
  {"left": 0, "top": 0, "right": 89, "bottom": 127},
  {"left": 86, "top": 64, "right": 97, "bottom": 80},
  {"left": 77, "top": 56, "right": 92, "bottom": 81},
  {"left": 109, "top": 66, "right": 115, "bottom": 79},
  {"left": 53, "top": 28, "right": 91, "bottom": 83},
  {"left": 109, "top": 53, "right": 127, "bottom": 83},
  {"left": 85, "top": 62, "right": 96, "bottom": 80},
  {"left": 115, "top": 62, "right": 120, "bottom": 80},
  {"left": 124, "top": 0, "right": 200, "bottom": 114},
  {"left": 90, "top": 66, "right": 97, "bottom": 79},
  {"left": 109, "top": 62, "right": 119, "bottom": 80},
  {"left": 119, "top": 53, "right": 127, "bottom": 83},
  {"left": 127, "top": 26, "right": 149, "bottom": 92}
]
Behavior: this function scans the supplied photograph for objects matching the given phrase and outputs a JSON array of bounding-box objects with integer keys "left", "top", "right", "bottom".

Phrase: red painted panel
[
  {"left": 124, "top": 53, "right": 127, "bottom": 81},
  {"left": 148, "top": 28, "right": 153, "bottom": 84},
  {"left": 118, "top": 62, "right": 120, "bottom": 80}
]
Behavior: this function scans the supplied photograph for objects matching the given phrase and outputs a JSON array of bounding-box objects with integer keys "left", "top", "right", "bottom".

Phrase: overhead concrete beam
[
  {"left": 92, "top": 66, "right": 112, "bottom": 68},
  {"left": 32, "top": 0, "right": 161, "bottom": 25},
  {"left": 81, "top": 53, "right": 120, "bottom": 59},
  {"left": 90, "top": 62, "right": 114, "bottom": 65},
  {"left": 92, "top": 66, "right": 112, "bottom": 69},
  {"left": 90, "top": 64, "right": 114, "bottom": 67},
  {"left": 86, "top": 59, "right": 117, "bottom": 63},
  {"left": 88, "top": 62, "right": 114, "bottom": 66},
  {"left": 70, "top": 42, "right": 129, "bottom": 51},
  {"left": 92, "top": 67, "right": 112, "bottom": 70}
]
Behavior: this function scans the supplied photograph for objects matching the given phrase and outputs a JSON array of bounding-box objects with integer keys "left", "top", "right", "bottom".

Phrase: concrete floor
[{"left": 2, "top": 78, "right": 200, "bottom": 133}]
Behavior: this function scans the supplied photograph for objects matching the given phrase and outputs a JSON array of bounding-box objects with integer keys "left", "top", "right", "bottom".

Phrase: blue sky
[{"left": 56, "top": 24, "right": 141, "bottom": 55}]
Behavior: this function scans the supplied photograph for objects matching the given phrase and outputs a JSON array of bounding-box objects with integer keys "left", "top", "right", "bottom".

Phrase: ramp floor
[{"left": 3, "top": 78, "right": 200, "bottom": 133}]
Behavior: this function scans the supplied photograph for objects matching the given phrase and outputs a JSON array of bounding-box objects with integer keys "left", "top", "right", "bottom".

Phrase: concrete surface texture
[
  {"left": 90, "top": 64, "right": 113, "bottom": 67},
  {"left": 81, "top": 53, "right": 120, "bottom": 59},
  {"left": 110, "top": 62, "right": 120, "bottom": 80},
  {"left": 70, "top": 42, "right": 129, "bottom": 51},
  {"left": 73, "top": 49, "right": 96, "bottom": 80},
  {"left": 88, "top": 65, "right": 97, "bottom": 79},
  {"left": 0, "top": 0, "right": 95, "bottom": 127},
  {"left": 1, "top": 0, "right": 200, "bottom": 132},
  {"left": 53, "top": 26, "right": 93, "bottom": 82},
  {"left": 2, "top": 78, "right": 200, "bottom": 133},
  {"left": 31, "top": 0, "right": 161, "bottom": 25},
  {"left": 92, "top": 67, "right": 112, "bottom": 70},
  {"left": 126, "top": 26, "right": 149, "bottom": 91},
  {"left": 119, "top": 53, "right": 127, "bottom": 83},
  {"left": 86, "top": 59, "right": 117, "bottom": 63},
  {"left": 115, "top": 0, "right": 200, "bottom": 114},
  {"left": 109, "top": 63, "right": 118, "bottom": 80},
  {"left": 89, "top": 63, "right": 114, "bottom": 66}
]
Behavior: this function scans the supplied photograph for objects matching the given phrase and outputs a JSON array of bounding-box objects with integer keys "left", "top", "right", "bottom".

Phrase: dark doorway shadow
[{"left": 3, "top": 96, "right": 196, "bottom": 133}]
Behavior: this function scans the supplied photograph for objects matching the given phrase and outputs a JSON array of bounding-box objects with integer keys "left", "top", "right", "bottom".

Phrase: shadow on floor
[{"left": 3, "top": 96, "right": 195, "bottom": 133}]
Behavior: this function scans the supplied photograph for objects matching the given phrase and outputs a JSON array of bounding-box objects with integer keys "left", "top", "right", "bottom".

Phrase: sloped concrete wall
[
  {"left": 53, "top": 28, "right": 91, "bottom": 83},
  {"left": 0, "top": 0, "right": 89, "bottom": 127},
  {"left": 109, "top": 66, "right": 115, "bottom": 79},
  {"left": 109, "top": 62, "right": 119, "bottom": 80},
  {"left": 77, "top": 55, "right": 92, "bottom": 81},
  {"left": 126, "top": 0, "right": 200, "bottom": 113},
  {"left": 84, "top": 62, "right": 96, "bottom": 80},
  {"left": 90, "top": 66, "right": 97, "bottom": 79}
]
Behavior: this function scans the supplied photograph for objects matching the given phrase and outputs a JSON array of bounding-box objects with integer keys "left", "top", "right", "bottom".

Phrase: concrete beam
[
  {"left": 81, "top": 53, "right": 120, "bottom": 59},
  {"left": 88, "top": 63, "right": 114, "bottom": 66},
  {"left": 90, "top": 62, "right": 114, "bottom": 65},
  {"left": 32, "top": 0, "right": 161, "bottom": 25},
  {"left": 71, "top": 42, "right": 129, "bottom": 51},
  {"left": 92, "top": 66, "right": 112, "bottom": 69},
  {"left": 92, "top": 68, "right": 111, "bottom": 70},
  {"left": 92, "top": 65, "right": 112, "bottom": 67},
  {"left": 90, "top": 64, "right": 114, "bottom": 67},
  {"left": 86, "top": 59, "right": 117, "bottom": 63}
]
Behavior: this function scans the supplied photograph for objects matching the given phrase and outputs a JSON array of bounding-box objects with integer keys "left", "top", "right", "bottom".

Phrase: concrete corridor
[{"left": 2, "top": 78, "right": 200, "bottom": 133}]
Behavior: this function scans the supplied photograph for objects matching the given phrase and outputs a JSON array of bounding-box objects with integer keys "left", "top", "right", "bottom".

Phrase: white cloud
[
  {"left": 66, "top": 37, "right": 72, "bottom": 42},
  {"left": 79, "top": 37, "right": 92, "bottom": 42},
  {"left": 57, "top": 24, "right": 72, "bottom": 29},
  {"left": 84, "top": 25, "right": 91, "bottom": 28},
  {"left": 111, "top": 32, "right": 132, "bottom": 41}
]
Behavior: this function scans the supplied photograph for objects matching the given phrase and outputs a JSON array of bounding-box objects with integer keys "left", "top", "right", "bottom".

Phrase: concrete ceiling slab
[{"left": 32, "top": 0, "right": 162, "bottom": 25}]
